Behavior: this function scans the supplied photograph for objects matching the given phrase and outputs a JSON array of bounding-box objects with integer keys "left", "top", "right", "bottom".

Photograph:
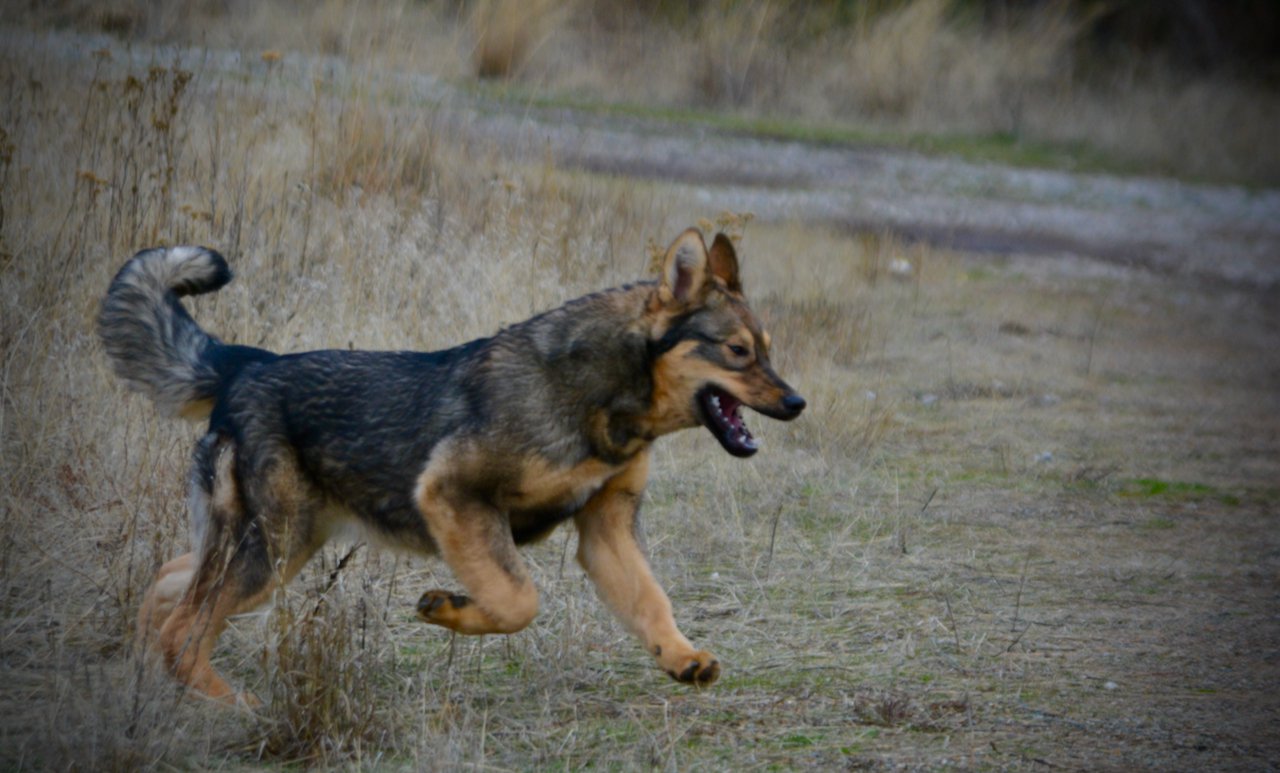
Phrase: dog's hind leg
[
  {"left": 137, "top": 434, "right": 225, "bottom": 649},
  {"left": 147, "top": 435, "right": 324, "bottom": 704},
  {"left": 573, "top": 451, "right": 720, "bottom": 685},
  {"left": 157, "top": 563, "right": 273, "bottom": 705},
  {"left": 150, "top": 440, "right": 264, "bottom": 704},
  {"left": 414, "top": 474, "right": 539, "bottom": 635},
  {"left": 137, "top": 431, "right": 233, "bottom": 651},
  {"left": 136, "top": 552, "right": 197, "bottom": 646}
]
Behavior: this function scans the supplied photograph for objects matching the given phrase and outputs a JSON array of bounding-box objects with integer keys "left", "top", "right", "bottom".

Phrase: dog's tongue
[{"left": 702, "top": 388, "right": 758, "bottom": 457}]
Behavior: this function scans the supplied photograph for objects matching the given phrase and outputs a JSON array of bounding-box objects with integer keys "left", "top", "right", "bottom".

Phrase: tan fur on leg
[
  {"left": 574, "top": 452, "right": 720, "bottom": 685},
  {"left": 136, "top": 552, "right": 196, "bottom": 647},
  {"left": 415, "top": 470, "right": 539, "bottom": 635}
]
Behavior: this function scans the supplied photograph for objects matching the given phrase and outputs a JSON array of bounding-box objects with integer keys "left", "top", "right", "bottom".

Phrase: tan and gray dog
[{"left": 99, "top": 229, "right": 805, "bottom": 704}]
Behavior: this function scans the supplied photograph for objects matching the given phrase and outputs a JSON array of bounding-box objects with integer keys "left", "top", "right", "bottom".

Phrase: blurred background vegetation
[{"left": 9, "top": 0, "right": 1280, "bottom": 183}]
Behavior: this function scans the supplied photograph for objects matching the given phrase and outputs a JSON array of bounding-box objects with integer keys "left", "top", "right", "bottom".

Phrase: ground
[{"left": 0, "top": 24, "right": 1278, "bottom": 771}]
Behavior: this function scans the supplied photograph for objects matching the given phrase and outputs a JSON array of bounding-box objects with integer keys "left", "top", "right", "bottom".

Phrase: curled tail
[{"left": 98, "top": 246, "right": 274, "bottom": 420}]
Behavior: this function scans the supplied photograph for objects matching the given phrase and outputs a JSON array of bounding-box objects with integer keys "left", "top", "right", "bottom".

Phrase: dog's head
[{"left": 645, "top": 229, "right": 805, "bottom": 457}]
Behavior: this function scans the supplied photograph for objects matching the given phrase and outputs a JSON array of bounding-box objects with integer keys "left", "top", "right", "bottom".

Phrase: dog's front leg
[
  {"left": 574, "top": 451, "right": 720, "bottom": 685},
  {"left": 415, "top": 475, "right": 539, "bottom": 635}
]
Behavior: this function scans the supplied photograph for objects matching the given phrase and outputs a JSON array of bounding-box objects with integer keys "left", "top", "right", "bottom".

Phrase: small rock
[
  {"left": 920, "top": 393, "right": 939, "bottom": 406},
  {"left": 889, "top": 257, "right": 914, "bottom": 279},
  {"left": 864, "top": 390, "right": 877, "bottom": 401},
  {"left": 1104, "top": 681, "right": 1118, "bottom": 690},
  {"left": 1035, "top": 451, "right": 1054, "bottom": 463}
]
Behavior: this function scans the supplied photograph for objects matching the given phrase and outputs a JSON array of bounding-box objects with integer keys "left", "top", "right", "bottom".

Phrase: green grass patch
[
  {"left": 781, "top": 732, "right": 819, "bottom": 749},
  {"left": 1121, "top": 478, "right": 1241, "bottom": 506},
  {"left": 961, "top": 267, "right": 997, "bottom": 282},
  {"left": 1129, "top": 478, "right": 1211, "bottom": 497}
]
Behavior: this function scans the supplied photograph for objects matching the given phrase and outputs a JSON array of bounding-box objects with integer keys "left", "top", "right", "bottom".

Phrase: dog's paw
[
  {"left": 232, "top": 691, "right": 263, "bottom": 711},
  {"left": 416, "top": 589, "right": 471, "bottom": 629},
  {"left": 662, "top": 649, "right": 721, "bottom": 686},
  {"left": 194, "top": 687, "right": 262, "bottom": 712}
]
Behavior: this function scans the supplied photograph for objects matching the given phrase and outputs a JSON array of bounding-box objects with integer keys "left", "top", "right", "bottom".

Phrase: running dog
[{"left": 99, "top": 228, "right": 805, "bottom": 704}]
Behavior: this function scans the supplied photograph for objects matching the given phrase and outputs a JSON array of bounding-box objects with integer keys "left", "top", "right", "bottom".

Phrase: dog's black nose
[{"left": 781, "top": 393, "right": 807, "bottom": 416}]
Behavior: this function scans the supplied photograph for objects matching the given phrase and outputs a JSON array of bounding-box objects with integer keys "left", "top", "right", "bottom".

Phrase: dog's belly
[
  {"left": 329, "top": 498, "right": 439, "bottom": 555},
  {"left": 507, "top": 503, "right": 583, "bottom": 545}
]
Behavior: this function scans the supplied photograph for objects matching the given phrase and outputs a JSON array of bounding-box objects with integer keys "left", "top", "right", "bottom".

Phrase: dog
[{"left": 99, "top": 228, "right": 805, "bottom": 704}]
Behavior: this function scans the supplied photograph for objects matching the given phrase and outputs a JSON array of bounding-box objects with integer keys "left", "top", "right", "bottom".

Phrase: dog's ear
[
  {"left": 659, "top": 228, "right": 710, "bottom": 306},
  {"left": 708, "top": 233, "right": 741, "bottom": 293}
]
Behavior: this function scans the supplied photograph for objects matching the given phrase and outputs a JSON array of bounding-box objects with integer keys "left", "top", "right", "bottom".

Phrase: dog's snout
[{"left": 781, "top": 393, "right": 806, "bottom": 417}]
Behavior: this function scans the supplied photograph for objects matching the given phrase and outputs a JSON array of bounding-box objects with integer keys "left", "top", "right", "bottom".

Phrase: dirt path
[{"left": 471, "top": 104, "right": 1280, "bottom": 289}]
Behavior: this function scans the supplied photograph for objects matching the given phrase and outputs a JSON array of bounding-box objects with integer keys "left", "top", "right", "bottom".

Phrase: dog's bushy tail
[{"left": 98, "top": 246, "right": 273, "bottom": 420}]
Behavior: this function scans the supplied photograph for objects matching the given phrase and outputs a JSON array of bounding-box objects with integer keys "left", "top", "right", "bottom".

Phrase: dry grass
[
  {"left": 470, "top": 0, "right": 567, "bottom": 80},
  {"left": 833, "top": 0, "right": 1084, "bottom": 133},
  {"left": 2, "top": 12, "right": 1279, "bottom": 772}
]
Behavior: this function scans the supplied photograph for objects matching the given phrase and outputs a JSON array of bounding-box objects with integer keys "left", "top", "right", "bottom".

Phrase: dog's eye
[{"left": 727, "top": 344, "right": 749, "bottom": 358}]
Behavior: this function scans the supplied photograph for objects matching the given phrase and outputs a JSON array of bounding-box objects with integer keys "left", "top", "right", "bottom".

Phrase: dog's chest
[{"left": 497, "top": 456, "right": 621, "bottom": 514}]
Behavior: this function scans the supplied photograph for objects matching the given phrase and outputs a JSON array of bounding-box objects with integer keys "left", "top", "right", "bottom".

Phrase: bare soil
[{"left": 452, "top": 92, "right": 1280, "bottom": 290}]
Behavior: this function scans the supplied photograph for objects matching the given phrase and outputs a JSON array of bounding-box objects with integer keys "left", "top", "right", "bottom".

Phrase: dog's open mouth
[{"left": 697, "top": 386, "right": 759, "bottom": 457}]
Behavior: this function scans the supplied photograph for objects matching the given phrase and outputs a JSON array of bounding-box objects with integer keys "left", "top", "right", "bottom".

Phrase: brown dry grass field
[{"left": 2, "top": 2, "right": 1279, "bottom": 770}]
